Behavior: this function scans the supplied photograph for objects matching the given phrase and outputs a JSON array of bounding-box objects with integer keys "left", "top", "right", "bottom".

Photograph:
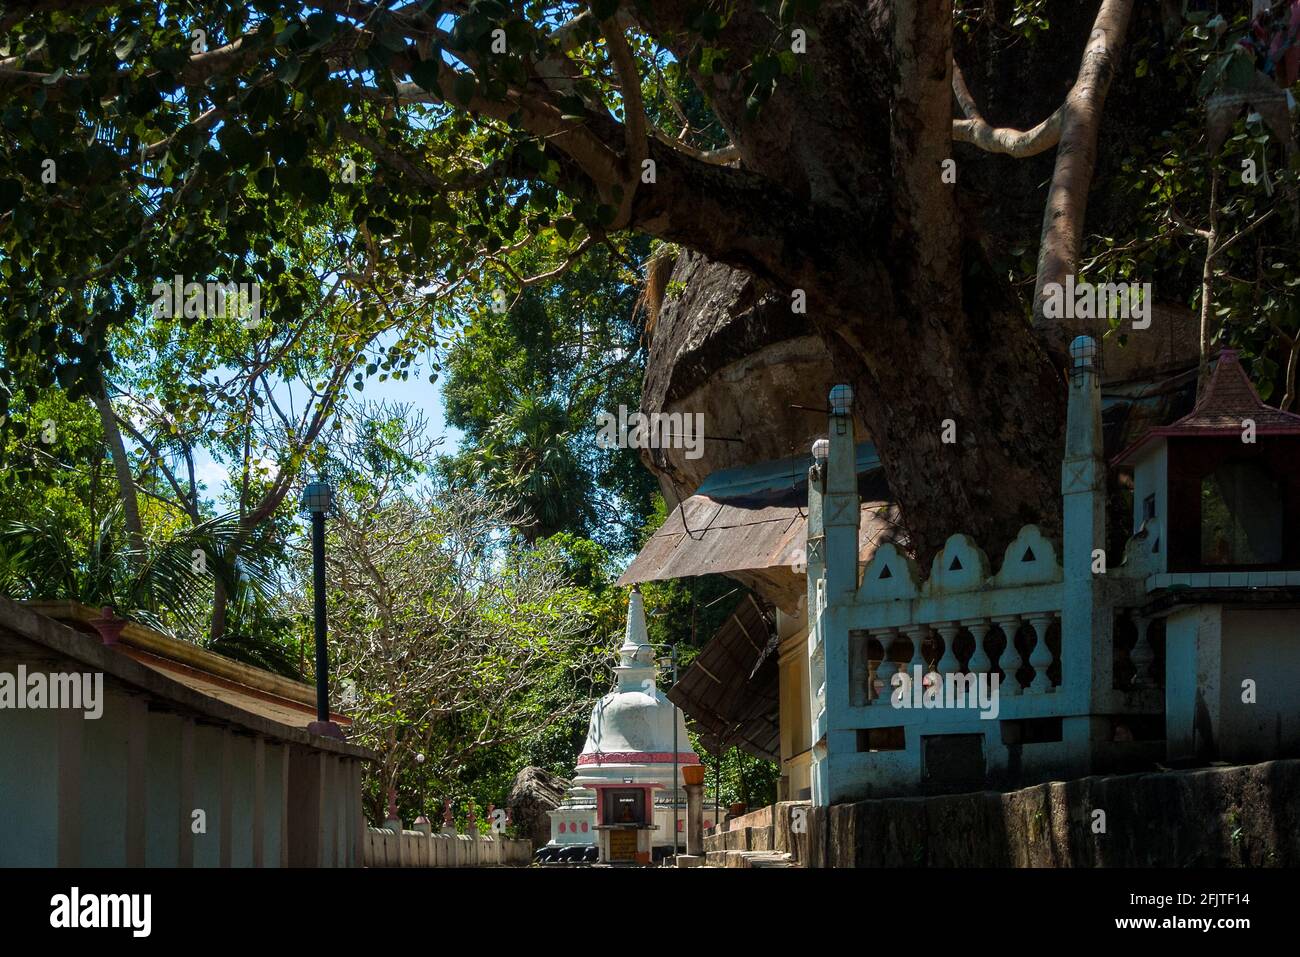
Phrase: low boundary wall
[
  {"left": 363, "top": 827, "right": 532, "bottom": 867},
  {"left": 705, "top": 760, "right": 1300, "bottom": 867},
  {"left": 795, "top": 758, "right": 1300, "bottom": 867}
]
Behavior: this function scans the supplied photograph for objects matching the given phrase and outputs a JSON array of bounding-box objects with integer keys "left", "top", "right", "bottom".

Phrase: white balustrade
[
  {"left": 992, "top": 615, "right": 1023, "bottom": 696},
  {"left": 964, "top": 618, "right": 993, "bottom": 676},
  {"left": 1027, "top": 613, "right": 1056, "bottom": 694},
  {"left": 935, "top": 622, "right": 961, "bottom": 676}
]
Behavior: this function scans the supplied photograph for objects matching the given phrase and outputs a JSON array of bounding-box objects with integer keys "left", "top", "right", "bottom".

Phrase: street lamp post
[
  {"left": 301, "top": 479, "right": 345, "bottom": 740},
  {"left": 671, "top": 641, "right": 679, "bottom": 858}
]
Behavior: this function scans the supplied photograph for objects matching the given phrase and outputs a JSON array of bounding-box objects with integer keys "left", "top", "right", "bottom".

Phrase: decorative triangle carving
[
  {"left": 1022, "top": 545, "right": 1036, "bottom": 562},
  {"left": 948, "top": 554, "right": 963, "bottom": 572},
  {"left": 879, "top": 564, "right": 892, "bottom": 580}
]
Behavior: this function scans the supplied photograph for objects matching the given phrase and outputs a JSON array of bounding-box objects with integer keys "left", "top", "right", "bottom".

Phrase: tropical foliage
[{"left": 8, "top": 0, "right": 1295, "bottom": 825}]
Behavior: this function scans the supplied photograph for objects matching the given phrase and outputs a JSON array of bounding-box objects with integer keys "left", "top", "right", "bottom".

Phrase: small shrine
[
  {"left": 1115, "top": 348, "right": 1300, "bottom": 764},
  {"left": 1115, "top": 348, "right": 1300, "bottom": 574},
  {"left": 540, "top": 589, "right": 721, "bottom": 864}
]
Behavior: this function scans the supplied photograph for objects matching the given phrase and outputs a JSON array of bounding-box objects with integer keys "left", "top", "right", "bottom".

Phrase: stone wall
[
  {"left": 796, "top": 759, "right": 1300, "bottom": 867},
  {"left": 704, "top": 802, "right": 806, "bottom": 856}
]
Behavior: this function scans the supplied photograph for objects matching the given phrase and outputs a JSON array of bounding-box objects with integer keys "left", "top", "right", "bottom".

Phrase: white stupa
[{"left": 543, "top": 588, "right": 722, "bottom": 863}]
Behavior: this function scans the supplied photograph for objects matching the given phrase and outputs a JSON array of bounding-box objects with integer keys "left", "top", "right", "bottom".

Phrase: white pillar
[{"left": 1061, "top": 336, "right": 1107, "bottom": 712}]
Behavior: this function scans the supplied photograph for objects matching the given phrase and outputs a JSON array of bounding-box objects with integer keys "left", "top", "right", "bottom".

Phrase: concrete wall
[
  {"left": 1165, "top": 604, "right": 1224, "bottom": 763},
  {"left": 792, "top": 758, "right": 1300, "bottom": 867},
  {"left": 0, "top": 616, "right": 369, "bottom": 868},
  {"left": 363, "top": 828, "right": 532, "bottom": 867},
  {"left": 285, "top": 746, "right": 364, "bottom": 867},
  {"left": 1166, "top": 605, "right": 1300, "bottom": 765},
  {"left": 1221, "top": 609, "right": 1300, "bottom": 763}
]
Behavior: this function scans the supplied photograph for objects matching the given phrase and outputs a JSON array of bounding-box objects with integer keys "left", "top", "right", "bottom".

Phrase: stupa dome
[{"left": 575, "top": 589, "right": 695, "bottom": 769}]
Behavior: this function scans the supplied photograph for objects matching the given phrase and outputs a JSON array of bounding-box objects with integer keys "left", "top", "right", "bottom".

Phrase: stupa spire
[{"left": 615, "top": 587, "right": 656, "bottom": 691}]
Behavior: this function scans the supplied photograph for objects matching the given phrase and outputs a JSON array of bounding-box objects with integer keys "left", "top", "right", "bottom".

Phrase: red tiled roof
[{"left": 1114, "top": 349, "right": 1300, "bottom": 464}]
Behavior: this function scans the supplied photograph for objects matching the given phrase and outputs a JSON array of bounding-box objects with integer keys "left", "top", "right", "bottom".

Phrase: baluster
[
  {"left": 992, "top": 615, "right": 1023, "bottom": 696},
  {"left": 1130, "top": 616, "right": 1155, "bottom": 688},
  {"left": 904, "top": 624, "right": 929, "bottom": 693},
  {"left": 873, "top": 629, "right": 897, "bottom": 704},
  {"left": 963, "top": 618, "right": 992, "bottom": 676},
  {"left": 935, "top": 622, "right": 961, "bottom": 676},
  {"left": 1027, "top": 613, "right": 1055, "bottom": 694}
]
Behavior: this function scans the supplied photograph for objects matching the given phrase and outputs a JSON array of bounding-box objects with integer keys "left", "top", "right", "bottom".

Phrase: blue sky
[{"left": 189, "top": 325, "right": 465, "bottom": 497}]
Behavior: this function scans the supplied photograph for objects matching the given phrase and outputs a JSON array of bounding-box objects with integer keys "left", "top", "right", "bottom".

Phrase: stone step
[
  {"left": 714, "top": 824, "right": 775, "bottom": 852},
  {"left": 699, "top": 849, "right": 797, "bottom": 869},
  {"left": 745, "top": 852, "right": 795, "bottom": 868}
]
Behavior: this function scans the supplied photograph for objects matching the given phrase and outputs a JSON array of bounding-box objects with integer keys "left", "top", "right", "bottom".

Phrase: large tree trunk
[
  {"left": 631, "top": 0, "right": 1084, "bottom": 563},
  {"left": 817, "top": 298, "right": 1064, "bottom": 564}
]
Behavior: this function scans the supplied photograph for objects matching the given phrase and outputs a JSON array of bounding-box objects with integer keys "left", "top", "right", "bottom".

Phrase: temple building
[
  {"left": 617, "top": 293, "right": 1300, "bottom": 807},
  {"left": 799, "top": 342, "right": 1300, "bottom": 803},
  {"left": 542, "top": 589, "right": 722, "bottom": 864}
]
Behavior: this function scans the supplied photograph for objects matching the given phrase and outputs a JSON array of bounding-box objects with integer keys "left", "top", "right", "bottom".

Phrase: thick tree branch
[
  {"left": 382, "top": 51, "right": 625, "bottom": 193},
  {"left": 627, "top": 137, "right": 879, "bottom": 304},
  {"left": 1031, "top": 0, "right": 1136, "bottom": 360},
  {"left": 593, "top": 6, "right": 649, "bottom": 227},
  {"left": 951, "top": 63, "right": 1063, "bottom": 157}
]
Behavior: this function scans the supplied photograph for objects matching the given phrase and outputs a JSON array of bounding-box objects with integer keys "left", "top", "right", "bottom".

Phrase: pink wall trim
[{"left": 577, "top": 751, "right": 700, "bottom": 766}]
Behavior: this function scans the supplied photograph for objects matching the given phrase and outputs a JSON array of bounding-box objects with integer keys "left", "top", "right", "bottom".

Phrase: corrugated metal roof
[
  {"left": 694, "top": 443, "right": 880, "bottom": 499},
  {"left": 619, "top": 496, "right": 804, "bottom": 581},
  {"left": 617, "top": 495, "right": 898, "bottom": 590},
  {"left": 667, "top": 593, "right": 781, "bottom": 761},
  {"left": 617, "top": 442, "right": 898, "bottom": 599}
]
